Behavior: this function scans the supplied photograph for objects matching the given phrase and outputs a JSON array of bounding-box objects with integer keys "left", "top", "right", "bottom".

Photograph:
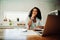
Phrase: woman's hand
[
  {"left": 31, "top": 14, "right": 36, "bottom": 20},
  {"left": 31, "top": 14, "right": 36, "bottom": 18},
  {"left": 33, "top": 26, "right": 41, "bottom": 30}
]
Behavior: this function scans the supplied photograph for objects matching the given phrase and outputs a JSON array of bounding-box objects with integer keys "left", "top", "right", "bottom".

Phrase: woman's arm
[
  {"left": 28, "top": 19, "right": 32, "bottom": 29},
  {"left": 28, "top": 17, "right": 35, "bottom": 30},
  {"left": 28, "top": 14, "right": 36, "bottom": 30}
]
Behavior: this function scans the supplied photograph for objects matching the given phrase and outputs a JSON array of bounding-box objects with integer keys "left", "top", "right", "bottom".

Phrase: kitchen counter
[{"left": 0, "top": 25, "right": 26, "bottom": 29}]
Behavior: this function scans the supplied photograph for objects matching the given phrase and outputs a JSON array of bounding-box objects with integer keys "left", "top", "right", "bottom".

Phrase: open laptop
[{"left": 35, "top": 15, "right": 60, "bottom": 36}]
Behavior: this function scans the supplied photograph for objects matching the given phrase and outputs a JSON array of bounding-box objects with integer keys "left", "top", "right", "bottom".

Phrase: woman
[{"left": 27, "top": 7, "right": 42, "bottom": 30}]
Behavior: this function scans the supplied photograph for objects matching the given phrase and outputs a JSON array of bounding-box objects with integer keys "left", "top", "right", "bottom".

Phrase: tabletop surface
[{"left": 0, "top": 29, "right": 39, "bottom": 40}]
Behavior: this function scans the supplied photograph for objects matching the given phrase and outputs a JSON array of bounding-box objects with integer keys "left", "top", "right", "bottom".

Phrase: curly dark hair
[{"left": 29, "top": 7, "right": 42, "bottom": 20}]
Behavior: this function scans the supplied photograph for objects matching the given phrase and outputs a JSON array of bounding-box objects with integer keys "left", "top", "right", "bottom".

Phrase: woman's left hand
[{"left": 33, "top": 26, "right": 40, "bottom": 30}]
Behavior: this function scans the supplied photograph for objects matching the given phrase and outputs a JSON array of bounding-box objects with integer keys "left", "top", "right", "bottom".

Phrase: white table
[{"left": 0, "top": 29, "right": 39, "bottom": 40}]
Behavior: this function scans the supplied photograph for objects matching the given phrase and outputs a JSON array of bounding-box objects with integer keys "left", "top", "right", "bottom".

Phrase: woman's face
[{"left": 32, "top": 9, "right": 38, "bottom": 17}]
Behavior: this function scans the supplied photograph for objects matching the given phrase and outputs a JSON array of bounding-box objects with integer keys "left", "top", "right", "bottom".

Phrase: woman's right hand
[{"left": 31, "top": 14, "right": 36, "bottom": 18}]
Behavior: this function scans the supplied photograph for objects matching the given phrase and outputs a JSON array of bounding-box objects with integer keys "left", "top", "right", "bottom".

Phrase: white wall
[
  {"left": 0, "top": 0, "right": 60, "bottom": 26},
  {"left": 0, "top": 0, "right": 4, "bottom": 21}
]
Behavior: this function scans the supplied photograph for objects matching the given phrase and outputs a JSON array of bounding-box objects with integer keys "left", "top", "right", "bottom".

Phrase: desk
[
  {"left": 0, "top": 29, "right": 39, "bottom": 40},
  {"left": 0, "top": 28, "right": 60, "bottom": 40}
]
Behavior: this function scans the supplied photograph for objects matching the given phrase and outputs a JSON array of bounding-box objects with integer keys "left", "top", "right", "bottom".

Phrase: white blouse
[{"left": 26, "top": 17, "right": 41, "bottom": 29}]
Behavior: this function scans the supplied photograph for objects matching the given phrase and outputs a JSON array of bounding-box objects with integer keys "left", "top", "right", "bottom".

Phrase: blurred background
[{"left": 0, "top": 0, "right": 60, "bottom": 26}]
